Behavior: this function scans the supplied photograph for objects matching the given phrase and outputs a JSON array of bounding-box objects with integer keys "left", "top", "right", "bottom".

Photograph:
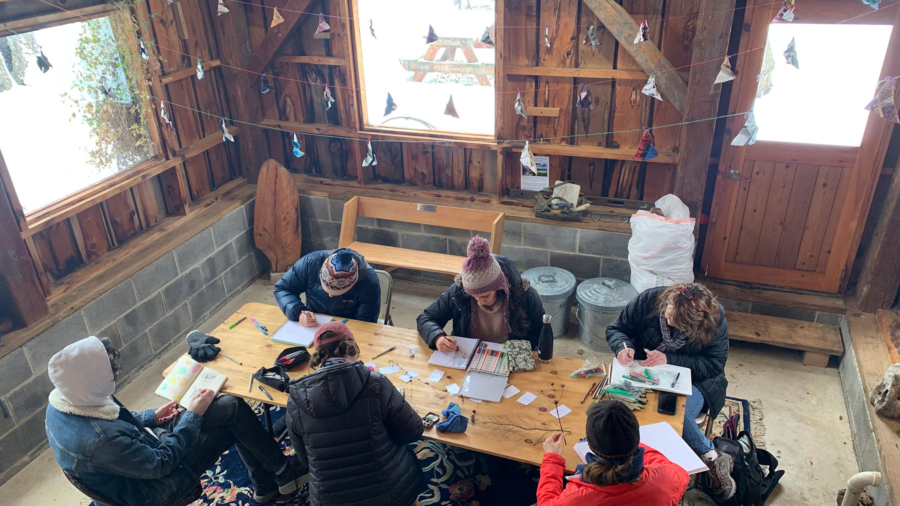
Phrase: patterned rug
[{"left": 191, "top": 397, "right": 757, "bottom": 506}]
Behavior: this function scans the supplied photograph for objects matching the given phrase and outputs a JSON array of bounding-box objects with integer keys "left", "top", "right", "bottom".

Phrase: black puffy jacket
[
  {"left": 605, "top": 286, "right": 729, "bottom": 420},
  {"left": 285, "top": 361, "right": 424, "bottom": 506},
  {"left": 416, "top": 255, "right": 545, "bottom": 350}
]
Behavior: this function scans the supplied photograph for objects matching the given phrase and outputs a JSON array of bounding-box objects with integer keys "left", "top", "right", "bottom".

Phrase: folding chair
[{"left": 375, "top": 269, "right": 394, "bottom": 326}]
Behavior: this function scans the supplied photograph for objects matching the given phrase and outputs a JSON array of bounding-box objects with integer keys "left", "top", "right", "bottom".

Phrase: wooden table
[{"left": 202, "top": 302, "right": 685, "bottom": 470}]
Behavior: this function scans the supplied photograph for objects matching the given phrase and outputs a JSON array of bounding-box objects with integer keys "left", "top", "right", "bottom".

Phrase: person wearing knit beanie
[{"left": 319, "top": 249, "right": 359, "bottom": 297}]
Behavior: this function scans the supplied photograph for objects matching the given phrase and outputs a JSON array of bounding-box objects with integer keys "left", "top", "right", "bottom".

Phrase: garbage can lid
[
  {"left": 521, "top": 267, "right": 576, "bottom": 300},
  {"left": 576, "top": 277, "right": 638, "bottom": 312}
]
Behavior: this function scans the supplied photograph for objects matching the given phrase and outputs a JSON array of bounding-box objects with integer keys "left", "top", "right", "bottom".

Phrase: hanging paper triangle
[
  {"left": 642, "top": 74, "right": 662, "bottom": 101},
  {"left": 220, "top": 118, "right": 234, "bottom": 143},
  {"left": 324, "top": 84, "right": 335, "bottom": 110},
  {"left": 480, "top": 25, "right": 494, "bottom": 47},
  {"left": 584, "top": 25, "right": 602, "bottom": 47},
  {"left": 444, "top": 95, "right": 459, "bottom": 118},
  {"left": 292, "top": 133, "right": 305, "bottom": 158},
  {"left": 520, "top": 141, "right": 537, "bottom": 176},
  {"left": 36, "top": 51, "right": 52, "bottom": 73},
  {"left": 634, "top": 20, "right": 649, "bottom": 44},
  {"left": 271, "top": 7, "right": 284, "bottom": 28},
  {"left": 515, "top": 90, "right": 527, "bottom": 119},
  {"left": 160, "top": 100, "right": 174, "bottom": 130},
  {"left": 576, "top": 83, "right": 593, "bottom": 109},
  {"left": 861, "top": 0, "right": 880, "bottom": 9},
  {"left": 773, "top": 0, "right": 795, "bottom": 22},
  {"left": 384, "top": 93, "right": 397, "bottom": 116},
  {"left": 260, "top": 73, "right": 275, "bottom": 95},
  {"left": 426, "top": 25, "right": 439, "bottom": 44},
  {"left": 784, "top": 37, "right": 799, "bottom": 69},
  {"left": 545, "top": 26, "right": 551, "bottom": 49},
  {"left": 166, "top": 0, "right": 175, "bottom": 4},
  {"left": 140, "top": 41, "right": 149, "bottom": 61},
  {"left": 865, "top": 77, "right": 899, "bottom": 123},
  {"left": 362, "top": 138, "right": 377, "bottom": 167},
  {"left": 217, "top": 0, "right": 229, "bottom": 16},
  {"left": 196, "top": 58, "right": 204, "bottom": 80},
  {"left": 715, "top": 57, "right": 736, "bottom": 84},
  {"left": 731, "top": 111, "right": 759, "bottom": 146},
  {"left": 316, "top": 13, "right": 331, "bottom": 34},
  {"left": 633, "top": 128, "right": 658, "bottom": 161},
  {"left": 370, "top": 19, "right": 377, "bottom": 39}
]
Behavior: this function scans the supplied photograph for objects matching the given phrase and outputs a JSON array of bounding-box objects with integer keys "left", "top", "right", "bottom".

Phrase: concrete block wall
[{"left": 0, "top": 200, "right": 268, "bottom": 485}]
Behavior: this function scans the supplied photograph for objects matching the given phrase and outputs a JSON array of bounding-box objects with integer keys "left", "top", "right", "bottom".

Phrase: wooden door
[{"left": 704, "top": 0, "right": 900, "bottom": 292}]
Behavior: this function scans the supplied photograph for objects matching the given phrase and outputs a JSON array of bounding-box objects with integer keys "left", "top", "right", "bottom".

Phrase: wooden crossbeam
[
  {"left": 583, "top": 0, "right": 688, "bottom": 114},
  {"left": 161, "top": 59, "right": 222, "bottom": 84},
  {"left": 245, "top": 0, "right": 315, "bottom": 83},
  {"left": 274, "top": 55, "right": 348, "bottom": 66},
  {"left": 399, "top": 60, "right": 494, "bottom": 76}
]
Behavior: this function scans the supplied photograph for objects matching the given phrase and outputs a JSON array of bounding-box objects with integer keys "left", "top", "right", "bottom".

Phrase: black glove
[{"left": 186, "top": 331, "right": 220, "bottom": 362}]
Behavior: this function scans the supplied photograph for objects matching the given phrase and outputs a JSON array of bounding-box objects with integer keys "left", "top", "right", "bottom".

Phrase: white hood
[{"left": 47, "top": 336, "right": 119, "bottom": 419}]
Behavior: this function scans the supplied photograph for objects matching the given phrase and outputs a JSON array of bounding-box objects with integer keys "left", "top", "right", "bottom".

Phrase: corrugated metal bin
[
  {"left": 576, "top": 278, "right": 638, "bottom": 352},
  {"left": 521, "top": 267, "right": 576, "bottom": 339}
]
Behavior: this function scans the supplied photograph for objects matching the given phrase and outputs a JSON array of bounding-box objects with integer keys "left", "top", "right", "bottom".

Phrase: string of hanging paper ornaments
[{"left": 12, "top": 0, "right": 900, "bottom": 171}]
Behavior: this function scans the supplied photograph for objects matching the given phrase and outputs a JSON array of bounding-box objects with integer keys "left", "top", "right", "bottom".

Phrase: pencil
[
  {"left": 372, "top": 346, "right": 396, "bottom": 360},
  {"left": 581, "top": 382, "right": 597, "bottom": 404},
  {"left": 228, "top": 316, "right": 246, "bottom": 329},
  {"left": 248, "top": 374, "right": 253, "bottom": 393},
  {"left": 221, "top": 353, "right": 242, "bottom": 365},
  {"left": 258, "top": 384, "right": 273, "bottom": 401}
]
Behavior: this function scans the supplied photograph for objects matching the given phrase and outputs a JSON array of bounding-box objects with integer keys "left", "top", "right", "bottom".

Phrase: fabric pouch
[
  {"left": 275, "top": 346, "right": 310, "bottom": 370},
  {"left": 254, "top": 366, "right": 290, "bottom": 392},
  {"left": 506, "top": 340, "right": 536, "bottom": 372}
]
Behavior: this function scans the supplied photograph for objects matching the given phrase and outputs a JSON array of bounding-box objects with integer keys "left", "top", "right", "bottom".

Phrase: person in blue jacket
[{"left": 274, "top": 248, "right": 381, "bottom": 324}]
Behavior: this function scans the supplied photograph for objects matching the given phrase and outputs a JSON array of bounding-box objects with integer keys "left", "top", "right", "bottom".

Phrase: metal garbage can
[
  {"left": 576, "top": 277, "right": 638, "bottom": 352},
  {"left": 521, "top": 267, "right": 576, "bottom": 339}
]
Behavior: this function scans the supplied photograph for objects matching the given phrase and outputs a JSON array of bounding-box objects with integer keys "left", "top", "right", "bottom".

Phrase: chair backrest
[
  {"left": 374, "top": 269, "right": 393, "bottom": 326},
  {"left": 64, "top": 471, "right": 126, "bottom": 506}
]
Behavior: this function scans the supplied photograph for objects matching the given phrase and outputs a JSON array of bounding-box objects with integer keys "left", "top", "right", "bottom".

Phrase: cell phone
[
  {"left": 657, "top": 391, "right": 678, "bottom": 416},
  {"left": 422, "top": 412, "right": 440, "bottom": 429}
]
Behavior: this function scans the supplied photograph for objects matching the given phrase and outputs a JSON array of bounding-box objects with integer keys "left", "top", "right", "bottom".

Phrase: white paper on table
[
  {"left": 446, "top": 383, "right": 460, "bottom": 396},
  {"left": 428, "top": 337, "right": 479, "bottom": 369},
  {"left": 609, "top": 359, "right": 692, "bottom": 396},
  {"left": 517, "top": 392, "right": 537, "bottom": 405},
  {"left": 364, "top": 361, "right": 376, "bottom": 369},
  {"left": 407, "top": 371, "right": 419, "bottom": 378},
  {"left": 270, "top": 315, "right": 334, "bottom": 347},
  {"left": 427, "top": 370, "right": 445, "bottom": 382},
  {"left": 640, "top": 422, "right": 708, "bottom": 475},
  {"left": 399, "top": 374, "right": 412, "bottom": 383},
  {"left": 502, "top": 385, "right": 520, "bottom": 399},
  {"left": 379, "top": 365, "right": 399, "bottom": 375},
  {"left": 549, "top": 404, "right": 572, "bottom": 419},
  {"left": 460, "top": 371, "right": 507, "bottom": 402}
]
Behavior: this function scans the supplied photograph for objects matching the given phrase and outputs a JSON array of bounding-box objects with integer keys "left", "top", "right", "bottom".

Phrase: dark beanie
[{"left": 586, "top": 400, "right": 640, "bottom": 459}]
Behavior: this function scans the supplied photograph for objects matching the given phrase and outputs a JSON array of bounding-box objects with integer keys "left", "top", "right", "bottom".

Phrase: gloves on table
[
  {"left": 186, "top": 331, "right": 221, "bottom": 362},
  {"left": 436, "top": 402, "right": 468, "bottom": 433}
]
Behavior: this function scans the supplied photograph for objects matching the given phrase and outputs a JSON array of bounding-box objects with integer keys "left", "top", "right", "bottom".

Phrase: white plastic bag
[{"left": 628, "top": 194, "right": 695, "bottom": 293}]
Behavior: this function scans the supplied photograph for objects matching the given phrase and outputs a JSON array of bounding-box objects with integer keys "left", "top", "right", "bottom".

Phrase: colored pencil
[
  {"left": 372, "top": 346, "right": 395, "bottom": 360},
  {"left": 221, "top": 352, "right": 242, "bottom": 365},
  {"left": 581, "top": 382, "right": 597, "bottom": 404},
  {"left": 228, "top": 316, "right": 246, "bottom": 329}
]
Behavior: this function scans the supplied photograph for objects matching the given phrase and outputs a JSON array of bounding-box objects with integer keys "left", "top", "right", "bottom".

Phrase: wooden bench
[
  {"left": 726, "top": 311, "right": 844, "bottom": 367},
  {"left": 338, "top": 196, "right": 504, "bottom": 276}
]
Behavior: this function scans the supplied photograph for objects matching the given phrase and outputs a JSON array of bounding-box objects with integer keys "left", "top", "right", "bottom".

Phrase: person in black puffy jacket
[{"left": 285, "top": 322, "right": 424, "bottom": 506}]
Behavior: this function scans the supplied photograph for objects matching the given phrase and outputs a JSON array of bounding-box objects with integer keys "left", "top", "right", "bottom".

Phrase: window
[
  {"left": 752, "top": 23, "right": 893, "bottom": 147},
  {"left": 355, "top": 0, "right": 495, "bottom": 136},
  {"left": 0, "top": 11, "right": 155, "bottom": 213}
]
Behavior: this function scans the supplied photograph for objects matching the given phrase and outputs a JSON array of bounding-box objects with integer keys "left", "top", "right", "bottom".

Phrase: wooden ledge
[
  {"left": 698, "top": 277, "right": 845, "bottom": 314},
  {"left": 348, "top": 242, "right": 465, "bottom": 276},
  {"left": 727, "top": 311, "right": 843, "bottom": 365}
]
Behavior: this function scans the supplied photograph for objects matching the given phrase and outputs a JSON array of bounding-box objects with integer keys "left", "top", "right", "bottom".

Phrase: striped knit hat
[
  {"left": 319, "top": 249, "right": 359, "bottom": 296},
  {"left": 460, "top": 236, "right": 508, "bottom": 296}
]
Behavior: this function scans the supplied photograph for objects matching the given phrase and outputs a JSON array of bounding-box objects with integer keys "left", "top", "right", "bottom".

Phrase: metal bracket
[
  {"left": 588, "top": 196, "right": 653, "bottom": 210},
  {"left": 583, "top": 211, "right": 631, "bottom": 223}
]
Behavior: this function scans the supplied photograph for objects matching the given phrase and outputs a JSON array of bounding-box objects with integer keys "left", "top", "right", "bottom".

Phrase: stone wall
[{"left": 0, "top": 200, "right": 267, "bottom": 485}]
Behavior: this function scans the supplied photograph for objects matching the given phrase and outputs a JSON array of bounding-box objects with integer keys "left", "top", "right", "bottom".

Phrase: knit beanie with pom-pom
[
  {"left": 460, "top": 236, "right": 508, "bottom": 296},
  {"left": 319, "top": 248, "right": 359, "bottom": 296}
]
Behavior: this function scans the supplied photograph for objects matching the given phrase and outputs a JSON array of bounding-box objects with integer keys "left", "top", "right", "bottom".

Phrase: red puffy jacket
[{"left": 537, "top": 444, "right": 689, "bottom": 506}]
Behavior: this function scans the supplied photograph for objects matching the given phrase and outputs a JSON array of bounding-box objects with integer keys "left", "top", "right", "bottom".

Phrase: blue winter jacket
[{"left": 273, "top": 249, "right": 381, "bottom": 323}]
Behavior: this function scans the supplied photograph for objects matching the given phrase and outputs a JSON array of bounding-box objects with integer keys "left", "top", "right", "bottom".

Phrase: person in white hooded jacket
[{"left": 44, "top": 336, "right": 307, "bottom": 506}]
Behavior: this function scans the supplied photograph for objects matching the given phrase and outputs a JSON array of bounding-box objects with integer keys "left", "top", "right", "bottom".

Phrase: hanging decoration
[
  {"left": 316, "top": 13, "right": 331, "bottom": 34},
  {"left": 784, "top": 37, "right": 799, "bottom": 69},
  {"left": 520, "top": 141, "right": 537, "bottom": 175},
  {"left": 576, "top": 84, "right": 593, "bottom": 134},
  {"left": 362, "top": 137, "right": 377, "bottom": 167},
  {"left": 633, "top": 128, "right": 659, "bottom": 161},
  {"left": 731, "top": 110, "right": 759, "bottom": 146},
  {"left": 36, "top": 51, "right": 52, "bottom": 73},
  {"left": 140, "top": 40, "right": 149, "bottom": 61},
  {"left": 641, "top": 73, "right": 662, "bottom": 101},
  {"left": 773, "top": 0, "right": 795, "bottom": 22},
  {"left": 384, "top": 93, "right": 397, "bottom": 116},
  {"left": 166, "top": 0, "right": 175, "bottom": 4},
  {"left": 292, "top": 133, "right": 305, "bottom": 158},
  {"left": 217, "top": 0, "right": 229, "bottom": 16},
  {"left": 271, "top": 7, "right": 284, "bottom": 28},
  {"left": 426, "top": 25, "right": 439, "bottom": 44},
  {"left": 480, "top": 25, "right": 494, "bottom": 47},
  {"left": 865, "top": 77, "right": 899, "bottom": 123},
  {"left": 545, "top": 26, "right": 551, "bottom": 49},
  {"left": 583, "top": 25, "right": 602, "bottom": 47},
  {"left": 515, "top": 89, "right": 527, "bottom": 119},
  {"left": 861, "top": 0, "right": 880, "bottom": 9},
  {"left": 370, "top": 19, "right": 377, "bottom": 39},
  {"left": 196, "top": 58, "right": 204, "bottom": 80},
  {"left": 260, "top": 73, "right": 275, "bottom": 95},
  {"left": 160, "top": 100, "right": 174, "bottom": 130},
  {"left": 715, "top": 57, "right": 736, "bottom": 84},
  {"left": 220, "top": 118, "right": 234, "bottom": 142},
  {"left": 444, "top": 95, "right": 459, "bottom": 118},
  {"left": 634, "top": 20, "right": 649, "bottom": 44},
  {"left": 324, "top": 84, "right": 335, "bottom": 110}
]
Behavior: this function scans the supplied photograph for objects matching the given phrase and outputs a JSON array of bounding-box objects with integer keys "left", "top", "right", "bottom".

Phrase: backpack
[{"left": 708, "top": 423, "right": 785, "bottom": 506}]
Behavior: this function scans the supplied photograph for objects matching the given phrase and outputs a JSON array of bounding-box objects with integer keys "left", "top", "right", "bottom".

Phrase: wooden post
[
  {"left": 339, "top": 197, "right": 359, "bottom": 248},
  {"left": 0, "top": 178, "right": 48, "bottom": 327},
  {"left": 857, "top": 152, "right": 900, "bottom": 313}
]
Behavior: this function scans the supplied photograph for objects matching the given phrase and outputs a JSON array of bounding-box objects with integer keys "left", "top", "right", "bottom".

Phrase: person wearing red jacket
[{"left": 537, "top": 400, "right": 689, "bottom": 506}]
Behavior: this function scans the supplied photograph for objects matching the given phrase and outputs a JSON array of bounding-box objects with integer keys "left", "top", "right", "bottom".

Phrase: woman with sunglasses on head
[{"left": 605, "top": 282, "right": 734, "bottom": 502}]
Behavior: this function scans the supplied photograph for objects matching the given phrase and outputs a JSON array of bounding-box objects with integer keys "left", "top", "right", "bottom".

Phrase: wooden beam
[
  {"left": 160, "top": 59, "right": 222, "bottom": 85},
  {"left": 399, "top": 60, "right": 495, "bottom": 76},
  {"left": 504, "top": 142, "right": 679, "bottom": 164},
  {"left": 857, "top": 152, "right": 900, "bottom": 313},
  {"left": 506, "top": 66, "right": 649, "bottom": 80},
  {"left": 582, "top": 0, "right": 688, "bottom": 114},
  {"left": 274, "top": 55, "right": 348, "bottom": 66},
  {"left": 0, "top": 177, "right": 48, "bottom": 327},
  {"left": 245, "top": 0, "right": 315, "bottom": 81},
  {"left": 0, "top": 3, "right": 115, "bottom": 37},
  {"left": 530, "top": 107, "right": 560, "bottom": 118},
  {"left": 673, "top": 0, "right": 736, "bottom": 218}
]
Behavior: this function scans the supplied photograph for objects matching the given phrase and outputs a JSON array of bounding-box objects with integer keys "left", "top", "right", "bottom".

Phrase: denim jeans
[
  {"left": 163, "top": 395, "right": 286, "bottom": 487},
  {"left": 682, "top": 385, "right": 714, "bottom": 454}
]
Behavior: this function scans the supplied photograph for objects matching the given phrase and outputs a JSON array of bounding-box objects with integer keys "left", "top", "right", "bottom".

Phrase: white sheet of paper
[
  {"left": 446, "top": 383, "right": 460, "bottom": 396},
  {"left": 270, "top": 315, "right": 334, "bottom": 347},
  {"left": 427, "top": 336, "right": 479, "bottom": 369},
  {"left": 503, "top": 385, "right": 520, "bottom": 399},
  {"left": 521, "top": 155, "right": 550, "bottom": 191},
  {"left": 407, "top": 371, "right": 419, "bottom": 378},
  {"left": 399, "top": 374, "right": 412, "bottom": 383},
  {"left": 517, "top": 391, "right": 537, "bottom": 405},
  {"left": 427, "top": 370, "right": 445, "bottom": 382},
  {"left": 609, "top": 359, "right": 692, "bottom": 396},
  {"left": 640, "top": 422, "right": 708, "bottom": 475},
  {"left": 364, "top": 361, "right": 376, "bottom": 369},
  {"left": 549, "top": 404, "right": 572, "bottom": 419},
  {"left": 574, "top": 440, "right": 591, "bottom": 464},
  {"left": 379, "top": 365, "right": 399, "bottom": 375}
]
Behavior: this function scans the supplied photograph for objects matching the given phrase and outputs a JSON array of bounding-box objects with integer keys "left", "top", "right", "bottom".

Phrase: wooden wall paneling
[
  {"left": 434, "top": 146, "right": 466, "bottom": 190},
  {"left": 569, "top": 157, "right": 604, "bottom": 196},
  {"left": 642, "top": 164, "right": 676, "bottom": 201},
  {"left": 467, "top": 149, "right": 490, "bottom": 193},
  {"left": 816, "top": 167, "right": 853, "bottom": 275},
  {"left": 503, "top": 150, "right": 522, "bottom": 193},
  {"left": 245, "top": 0, "right": 316, "bottom": 77},
  {"left": 131, "top": 179, "right": 166, "bottom": 229},
  {"left": 535, "top": 0, "right": 579, "bottom": 147},
  {"left": 402, "top": 144, "right": 435, "bottom": 187},
  {"left": 22, "top": 236, "right": 53, "bottom": 296},
  {"left": 373, "top": 142, "right": 405, "bottom": 184},
  {"left": 75, "top": 204, "right": 110, "bottom": 263},
  {"left": 501, "top": 0, "right": 537, "bottom": 143},
  {"left": 574, "top": 1, "right": 615, "bottom": 148},
  {"left": 795, "top": 166, "right": 843, "bottom": 271},
  {"left": 274, "top": 57, "right": 312, "bottom": 174},
  {"left": 104, "top": 189, "right": 143, "bottom": 245},
  {"left": 724, "top": 159, "right": 754, "bottom": 263},
  {"left": 32, "top": 222, "right": 83, "bottom": 281},
  {"left": 733, "top": 161, "right": 775, "bottom": 265},
  {"left": 251, "top": 1, "right": 288, "bottom": 169},
  {"left": 773, "top": 164, "right": 819, "bottom": 270},
  {"left": 753, "top": 162, "right": 796, "bottom": 267},
  {"left": 328, "top": 0, "right": 360, "bottom": 181},
  {"left": 0, "top": 176, "right": 48, "bottom": 325}
]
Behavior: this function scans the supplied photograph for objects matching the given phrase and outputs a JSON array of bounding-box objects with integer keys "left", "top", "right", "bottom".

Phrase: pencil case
[
  {"left": 505, "top": 340, "right": 536, "bottom": 372},
  {"left": 254, "top": 366, "right": 290, "bottom": 392},
  {"left": 275, "top": 346, "right": 310, "bottom": 370}
]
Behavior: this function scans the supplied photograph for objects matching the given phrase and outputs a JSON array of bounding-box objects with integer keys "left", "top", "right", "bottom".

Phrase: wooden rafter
[
  {"left": 245, "top": 0, "right": 315, "bottom": 83},
  {"left": 582, "top": 0, "right": 688, "bottom": 114}
]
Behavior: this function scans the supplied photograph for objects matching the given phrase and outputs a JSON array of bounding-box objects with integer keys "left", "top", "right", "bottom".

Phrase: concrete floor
[{"left": 1, "top": 278, "right": 857, "bottom": 506}]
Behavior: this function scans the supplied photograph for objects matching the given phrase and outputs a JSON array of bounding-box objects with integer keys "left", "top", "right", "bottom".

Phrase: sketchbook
[
  {"left": 427, "top": 336, "right": 480, "bottom": 369},
  {"left": 573, "top": 422, "right": 707, "bottom": 475},
  {"left": 270, "top": 315, "right": 334, "bottom": 347},
  {"left": 609, "top": 359, "right": 692, "bottom": 396},
  {"left": 155, "top": 356, "right": 227, "bottom": 409}
]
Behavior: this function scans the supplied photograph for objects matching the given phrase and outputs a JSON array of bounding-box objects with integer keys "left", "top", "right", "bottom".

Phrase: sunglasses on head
[{"left": 680, "top": 286, "right": 708, "bottom": 313}]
